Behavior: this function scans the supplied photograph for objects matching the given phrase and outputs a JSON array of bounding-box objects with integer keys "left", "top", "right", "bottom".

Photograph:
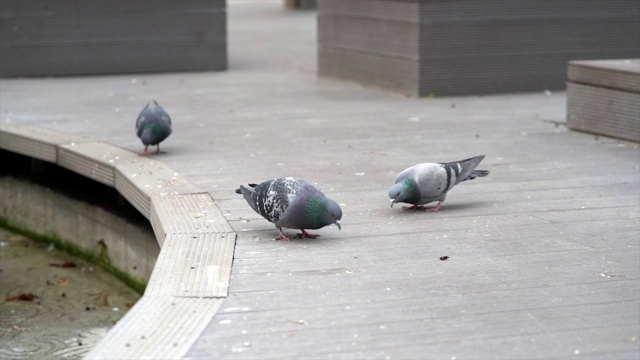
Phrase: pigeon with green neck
[
  {"left": 388, "top": 155, "right": 489, "bottom": 211},
  {"left": 135, "top": 100, "right": 172, "bottom": 156},
  {"left": 236, "top": 177, "right": 342, "bottom": 240}
]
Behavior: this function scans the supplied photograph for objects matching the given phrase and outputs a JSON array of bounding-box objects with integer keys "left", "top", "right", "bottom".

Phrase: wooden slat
[
  {"left": 567, "top": 82, "right": 640, "bottom": 142},
  {"left": 150, "top": 193, "right": 235, "bottom": 243},
  {"left": 0, "top": 121, "right": 86, "bottom": 162},
  {"left": 318, "top": 0, "right": 640, "bottom": 96},
  {"left": 57, "top": 141, "right": 139, "bottom": 187},
  {"left": 0, "top": 0, "right": 227, "bottom": 76},
  {"left": 85, "top": 296, "right": 224, "bottom": 360},
  {"left": 568, "top": 59, "right": 640, "bottom": 93},
  {"left": 145, "top": 233, "right": 235, "bottom": 298},
  {"left": 114, "top": 158, "right": 205, "bottom": 219}
]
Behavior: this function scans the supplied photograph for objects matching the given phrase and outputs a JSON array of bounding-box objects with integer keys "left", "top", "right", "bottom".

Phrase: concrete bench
[
  {"left": 567, "top": 59, "right": 640, "bottom": 143},
  {"left": 317, "top": 0, "right": 640, "bottom": 96},
  {"left": 0, "top": 0, "right": 227, "bottom": 76}
]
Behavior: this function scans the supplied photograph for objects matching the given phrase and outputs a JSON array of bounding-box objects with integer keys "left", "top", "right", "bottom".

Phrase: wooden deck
[{"left": 1, "top": 1, "right": 638, "bottom": 359}]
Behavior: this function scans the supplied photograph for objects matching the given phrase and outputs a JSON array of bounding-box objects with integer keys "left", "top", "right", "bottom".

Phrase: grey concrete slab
[{"left": 1, "top": 1, "right": 638, "bottom": 359}]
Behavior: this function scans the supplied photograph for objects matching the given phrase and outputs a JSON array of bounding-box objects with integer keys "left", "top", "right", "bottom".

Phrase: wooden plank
[
  {"left": 318, "top": 0, "right": 640, "bottom": 96},
  {"left": 150, "top": 193, "right": 234, "bottom": 242},
  {"left": 85, "top": 296, "right": 224, "bottom": 360},
  {"left": 114, "top": 158, "right": 205, "bottom": 219},
  {"left": 0, "top": 121, "right": 86, "bottom": 162},
  {"left": 0, "top": 0, "right": 227, "bottom": 76},
  {"left": 567, "top": 82, "right": 640, "bottom": 142},
  {"left": 569, "top": 59, "right": 640, "bottom": 93},
  {"left": 57, "top": 141, "right": 139, "bottom": 187},
  {"left": 145, "top": 233, "right": 235, "bottom": 298}
]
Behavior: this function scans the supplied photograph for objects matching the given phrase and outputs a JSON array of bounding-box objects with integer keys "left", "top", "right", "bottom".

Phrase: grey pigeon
[
  {"left": 235, "top": 177, "right": 342, "bottom": 240},
  {"left": 135, "top": 100, "right": 172, "bottom": 156},
  {"left": 388, "top": 155, "right": 489, "bottom": 211}
]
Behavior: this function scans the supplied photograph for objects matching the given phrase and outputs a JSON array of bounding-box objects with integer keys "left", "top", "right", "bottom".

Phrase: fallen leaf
[
  {"left": 49, "top": 261, "right": 77, "bottom": 268},
  {"left": 57, "top": 277, "right": 69, "bottom": 286},
  {"left": 6, "top": 293, "right": 39, "bottom": 301}
]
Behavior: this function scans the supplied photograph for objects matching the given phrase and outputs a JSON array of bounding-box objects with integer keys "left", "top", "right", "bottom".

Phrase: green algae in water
[
  {"left": 0, "top": 218, "right": 147, "bottom": 295},
  {"left": 0, "top": 228, "right": 140, "bottom": 360}
]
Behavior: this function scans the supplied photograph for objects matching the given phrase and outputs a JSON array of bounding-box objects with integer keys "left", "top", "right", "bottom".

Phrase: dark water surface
[{"left": 0, "top": 228, "right": 140, "bottom": 359}]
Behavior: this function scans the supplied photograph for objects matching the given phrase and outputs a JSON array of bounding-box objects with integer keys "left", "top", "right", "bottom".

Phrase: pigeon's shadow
[
  {"left": 284, "top": 232, "right": 343, "bottom": 243},
  {"left": 391, "top": 200, "right": 490, "bottom": 215}
]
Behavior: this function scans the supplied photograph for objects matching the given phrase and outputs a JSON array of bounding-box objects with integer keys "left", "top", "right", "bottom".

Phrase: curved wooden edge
[{"left": 0, "top": 121, "right": 237, "bottom": 360}]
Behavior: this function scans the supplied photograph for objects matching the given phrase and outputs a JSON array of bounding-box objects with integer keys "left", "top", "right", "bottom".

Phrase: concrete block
[
  {"left": 0, "top": 0, "right": 228, "bottom": 76},
  {"left": 567, "top": 59, "right": 640, "bottom": 142},
  {"left": 318, "top": 0, "right": 640, "bottom": 96}
]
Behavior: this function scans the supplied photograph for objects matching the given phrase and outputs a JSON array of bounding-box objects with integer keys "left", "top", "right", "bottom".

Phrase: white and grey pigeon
[
  {"left": 135, "top": 100, "right": 172, "bottom": 156},
  {"left": 235, "top": 177, "right": 342, "bottom": 240},
  {"left": 388, "top": 155, "right": 490, "bottom": 211}
]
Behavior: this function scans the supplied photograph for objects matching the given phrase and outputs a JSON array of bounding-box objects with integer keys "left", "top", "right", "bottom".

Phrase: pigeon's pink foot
[
  {"left": 402, "top": 204, "right": 419, "bottom": 211},
  {"left": 425, "top": 202, "right": 442, "bottom": 212},
  {"left": 140, "top": 150, "right": 150, "bottom": 156},
  {"left": 276, "top": 230, "right": 290, "bottom": 241},
  {"left": 297, "top": 230, "right": 319, "bottom": 239},
  {"left": 154, "top": 145, "right": 166, "bottom": 154}
]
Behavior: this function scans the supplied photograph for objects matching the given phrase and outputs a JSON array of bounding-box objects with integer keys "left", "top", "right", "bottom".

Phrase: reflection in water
[{"left": 0, "top": 228, "right": 140, "bottom": 359}]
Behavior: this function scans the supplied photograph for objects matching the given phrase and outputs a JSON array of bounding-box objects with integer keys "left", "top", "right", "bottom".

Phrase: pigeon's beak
[
  {"left": 390, "top": 199, "right": 396, "bottom": 208},
  {"left": 335, "top": 221, "right": 341, "bottom": 231}
]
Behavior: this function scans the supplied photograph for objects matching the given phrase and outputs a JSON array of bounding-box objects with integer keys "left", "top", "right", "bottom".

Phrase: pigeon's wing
[
  {"left": 394, "top": 166, "right": 417, "bottom": 184},
  {"left": 442, "top": 155, "right": 486, "bottom": 184},
  {"left": 252, "top": 178, "right": 305, "bottom": 223},
  {"left": 135, "top": 103, "right": 150, "bottom": 132},
  {"left": 159, "top": 107, "right": 172, "bottom": 127},
  {"left": 413, "top": 163, "right": 452, "bottom": 199},
  {"left": 149, "top": 100, "right": 172, "bottom": 127}
]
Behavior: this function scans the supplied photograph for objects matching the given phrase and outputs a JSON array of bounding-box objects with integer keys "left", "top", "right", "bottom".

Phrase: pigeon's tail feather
[
  {"left": 235, "top": 183, "right": 258, "bottom": 194},
  {"left": 236, "top": 185, "right": 259, "bottom": 214},
  {"left": 468, "top": 169, "right": 490, "bottom": 180},
  {"left": 456, "top": 155, "right": 486, "bottom": 183}
]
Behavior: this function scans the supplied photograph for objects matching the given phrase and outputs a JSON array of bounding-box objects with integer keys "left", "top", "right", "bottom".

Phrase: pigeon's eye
[
  {"left": 330, "top": 212, "right": 335, "bottom": 217},
  {"left": 396, "top": 192, "right": 401, "bottom": 197}
]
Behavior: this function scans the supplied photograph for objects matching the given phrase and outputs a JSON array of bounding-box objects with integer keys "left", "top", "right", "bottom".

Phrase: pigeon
[
  {"left": 235, "top": 177, "right": 342, "bottom": 240},
  {"left": 388, "top": 155, "right": 489, "bottom": 211},
  {"left": 135, "top": 100, "right": 172, "bottom": 156}
]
